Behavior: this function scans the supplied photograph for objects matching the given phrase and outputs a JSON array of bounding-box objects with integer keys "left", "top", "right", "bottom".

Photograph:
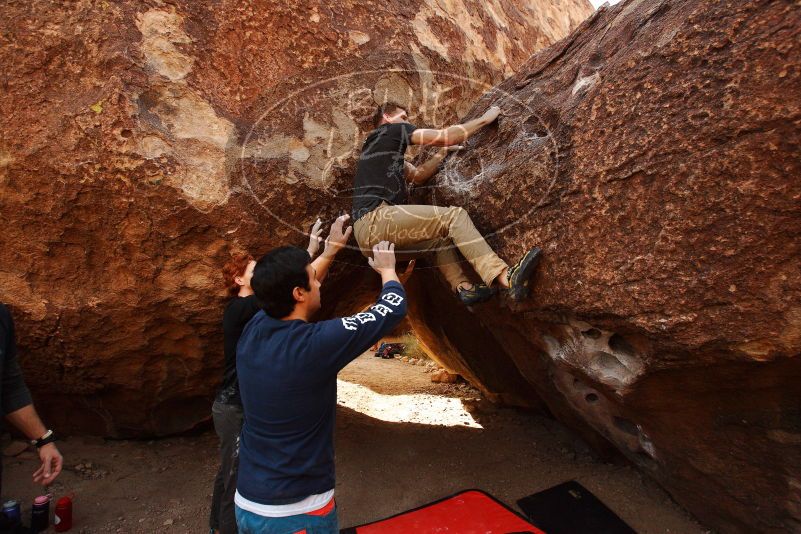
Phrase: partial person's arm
[
  {"left": 310, "top": 242, "right": 407, "bottom": 374},
  {"left": 1, "top": 304, "right": 32, "bottom": 417},
  {"left": 404, "top": 146, "right": 463, "bottom": 185},
  {"left": 311, "top": 214, "right": 352, "bottom": 282},
  {"left": 0, "top": 304, "right": 63, "bottom": 485},
  {"left": 410, "top": 105, "right": 500, "bottom": 147},
  {"left": 5, "top": 405, "right": 63, "bottom": 484},
  {"left": 5, "top": 404, "right": 45, "bottom": 439}
]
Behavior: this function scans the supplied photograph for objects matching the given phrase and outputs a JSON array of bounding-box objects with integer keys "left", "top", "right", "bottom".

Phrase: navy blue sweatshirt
[{"left": 236, "top": 281, "right": 407, "bottom": 505}]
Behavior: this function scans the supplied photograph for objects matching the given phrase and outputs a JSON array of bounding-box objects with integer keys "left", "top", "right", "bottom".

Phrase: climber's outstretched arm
[
  {"left": 404, "top": 146, "right": 463, "bottom": 185},
  {"left": 410, "top": 105, "right": 500, "bottom": 147}
]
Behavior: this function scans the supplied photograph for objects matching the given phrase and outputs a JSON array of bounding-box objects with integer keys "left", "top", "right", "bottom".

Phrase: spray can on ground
[
  {"left": 30, "top": 494, "right": 51, "bottom": 533},
  {"left": 54, "top": 495, "right": 73, "bottom": 532},
  {"left": 2, "top": 500, "right": 22, "bottom": 528}
]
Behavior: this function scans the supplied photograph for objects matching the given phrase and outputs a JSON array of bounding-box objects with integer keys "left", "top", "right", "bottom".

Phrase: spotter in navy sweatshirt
[{"left": 235, "top": 215, "right": 407, "bottom": 534}]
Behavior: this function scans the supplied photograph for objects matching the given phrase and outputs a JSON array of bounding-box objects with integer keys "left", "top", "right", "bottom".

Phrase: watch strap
[{"left": 32, "top": 429, "right": 56, "bottom": 448}]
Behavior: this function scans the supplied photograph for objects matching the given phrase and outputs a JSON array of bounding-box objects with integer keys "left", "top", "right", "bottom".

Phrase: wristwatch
[{"left": 31, "top": 429, "right": 57, "bottom": 449}]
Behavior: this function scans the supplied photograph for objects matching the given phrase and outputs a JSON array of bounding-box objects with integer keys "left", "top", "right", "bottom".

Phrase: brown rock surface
[
  {"left": 5, "top": 0, "right": 797, "bottom": 530},
  {"left": 0, "top": 0, "right": 591, "bottom": 436},
  {"left": 417, "top": 0, "right": 801, "bottom": 531}
]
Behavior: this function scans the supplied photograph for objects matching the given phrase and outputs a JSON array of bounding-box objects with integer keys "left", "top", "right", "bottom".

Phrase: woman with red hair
[{"left": 209, "top": 221, "right": 324, "bottom": 534}]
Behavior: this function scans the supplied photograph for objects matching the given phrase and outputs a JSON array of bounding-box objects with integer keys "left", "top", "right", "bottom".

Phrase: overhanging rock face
[
  {"left": 422, "top": 0, "right": 801, "bottom": 531},
  {"left": 4, "top": 0, "right": 799, "bottom": 530},
  {"left": 0, "top": 0, "right": 591, "bottom": 436}
]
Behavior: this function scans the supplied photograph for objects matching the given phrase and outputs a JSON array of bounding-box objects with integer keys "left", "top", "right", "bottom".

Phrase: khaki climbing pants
[{"left": 353, "top": 203, "right": 509, "bottom": 290}]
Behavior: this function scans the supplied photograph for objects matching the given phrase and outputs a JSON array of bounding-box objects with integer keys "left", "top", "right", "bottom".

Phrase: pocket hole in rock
[
  {"left": 590, "top": 351, "right": 633, "bottom": 383},
  {"left": 581, "top": 328, "right": 602, "bottom": 339},
  {"left": 522, "top": 116, "right": 549, "bottom": 138},
  {"left": 588, "top": 51, "right": 604, "bottom": 69},
  {"left": 608, "top": 333, "right": 635, "bottom": 356},
  {"left": 613, "top": 416, "right": 640, "bottom": 436},
  {"left": 635, "top": 451, "right": 658, "bottom": 469}
]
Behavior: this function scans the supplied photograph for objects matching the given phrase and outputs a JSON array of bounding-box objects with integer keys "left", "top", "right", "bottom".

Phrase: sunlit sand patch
[{"left": 337, "top": 379, "right": 482, "bottom": 429}]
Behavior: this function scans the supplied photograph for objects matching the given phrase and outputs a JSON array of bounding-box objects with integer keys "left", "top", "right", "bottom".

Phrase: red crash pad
[{"left": 341, "top": 489, "right": 546, "bottom": 534}]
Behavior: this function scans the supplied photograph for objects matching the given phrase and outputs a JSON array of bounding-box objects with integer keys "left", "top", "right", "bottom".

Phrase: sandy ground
[{"left": 2, "top": 353, "right": 707, "bottom": 533}]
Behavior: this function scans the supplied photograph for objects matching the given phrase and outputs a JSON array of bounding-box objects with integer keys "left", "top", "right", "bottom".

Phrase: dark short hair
[
  {"left": 251, "top": 246, "right": 311, "bottom": 318},
  {"left": 373, "top": 102, "right": 405, "bottom": 128}
]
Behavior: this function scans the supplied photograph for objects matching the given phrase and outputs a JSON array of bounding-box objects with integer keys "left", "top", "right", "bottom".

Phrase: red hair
[{"left": 222, "top": 252, "right": 254, "bottom": 296}]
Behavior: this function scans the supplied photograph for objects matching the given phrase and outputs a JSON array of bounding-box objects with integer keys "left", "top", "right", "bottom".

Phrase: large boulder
[
  {"left": 0, "top": 0, "right": 592, "bottom": 436},
  {"left": 419, "top": 0, "right": 801, "bottom": 531}
]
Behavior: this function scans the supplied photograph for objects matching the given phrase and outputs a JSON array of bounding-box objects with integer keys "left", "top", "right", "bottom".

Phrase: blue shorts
[{"left": 235, "top": 500, "right": 338, "bottom": 534}]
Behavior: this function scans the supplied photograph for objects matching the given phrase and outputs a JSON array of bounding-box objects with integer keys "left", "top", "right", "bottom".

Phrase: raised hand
[
  {"left": 307, "top": 218, "right": 323, "bottom": 257},
  {"left": 368, "top": 241, "right": 397, "bottom": 275},
  {"left": 322, "top": 214, "right": 353, "bottom": 258}
]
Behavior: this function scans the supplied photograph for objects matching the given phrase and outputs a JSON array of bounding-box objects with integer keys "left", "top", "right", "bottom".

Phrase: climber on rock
[{"left": 351, "top": 102, "right": 542, "bottom": 305}]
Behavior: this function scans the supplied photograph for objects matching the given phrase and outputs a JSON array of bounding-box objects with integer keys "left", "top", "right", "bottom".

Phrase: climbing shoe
[
  {"left": 456, "top": 282, "right": 497, "bottom": 305},
  {"left": 506, "top": 246, "right": 542, "bottom": 301}
]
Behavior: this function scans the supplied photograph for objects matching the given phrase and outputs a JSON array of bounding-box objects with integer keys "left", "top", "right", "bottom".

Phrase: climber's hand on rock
[
  {"left": 322, "top": 214, "right": 352, "bottom": 258},
  {"left": 481, "top": 105, "right": 501, "bottom": 124},
  {"left": 438, "top": 145, "right": 464, "bottom": 156},
  {"left": 307, "top": 218, "right": 323, "bottom": 257}
]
